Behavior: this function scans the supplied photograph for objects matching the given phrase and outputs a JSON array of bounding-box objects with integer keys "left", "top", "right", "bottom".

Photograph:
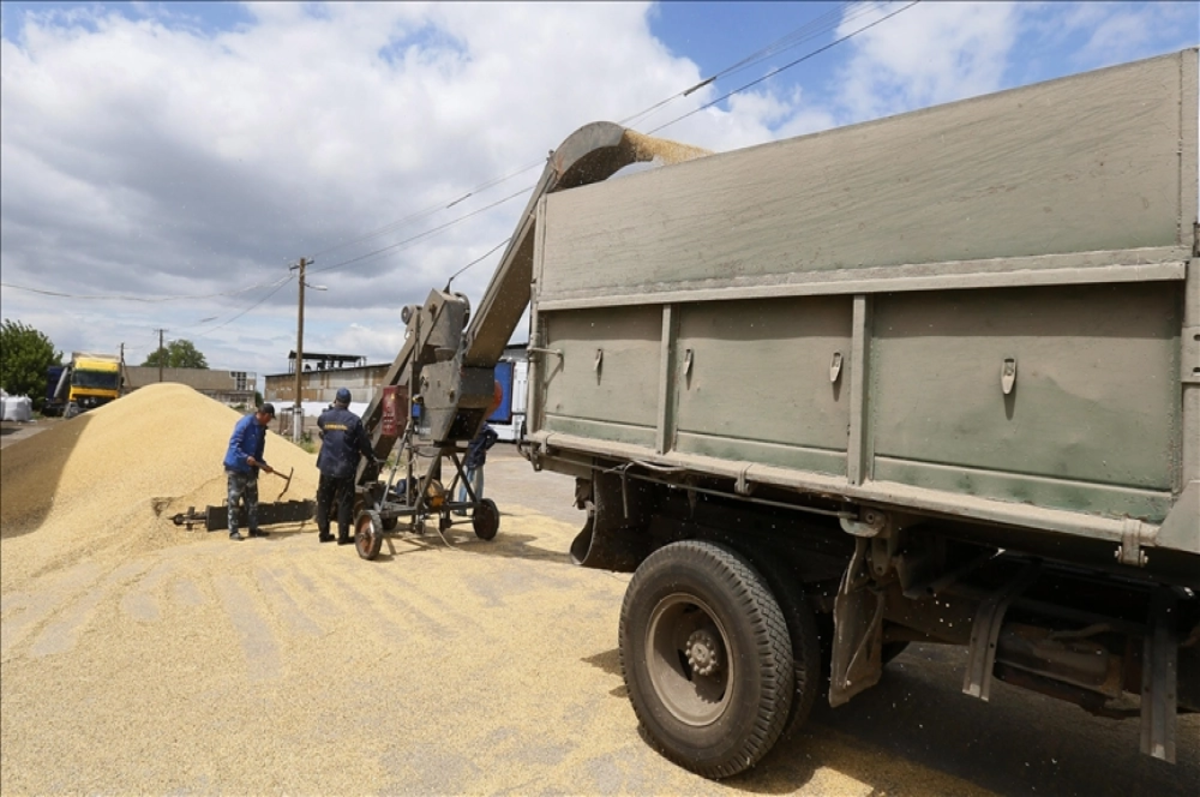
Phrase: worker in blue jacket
[
  {"left": 222, "top": 403, "right": 276, "bottom": 541},
  {"left": 316, "top": 388, "right": 377, "bottom": 545}
]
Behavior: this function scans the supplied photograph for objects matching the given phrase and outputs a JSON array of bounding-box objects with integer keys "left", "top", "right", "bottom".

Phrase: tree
[
  {"left": 0, "top": 319, "right": 62, "bottom": 411},
  {"left": 141, "top": 339, "right": 209, "bottom": 369}
]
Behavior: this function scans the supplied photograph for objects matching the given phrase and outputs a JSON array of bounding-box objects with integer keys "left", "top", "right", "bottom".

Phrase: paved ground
[
  {"left": 0, "top": 417, "right": 58, "bottom": 450},
  {"left": 1, "top": 427, "right": 1196, "bottom": 795}
]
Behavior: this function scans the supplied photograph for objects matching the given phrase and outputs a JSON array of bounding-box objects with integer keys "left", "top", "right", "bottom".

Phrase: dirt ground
[{"left": 1, "top": 410, "right": 1197, "bottom": 795}]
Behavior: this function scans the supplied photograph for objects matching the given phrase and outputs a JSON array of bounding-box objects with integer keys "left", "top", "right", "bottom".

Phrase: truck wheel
[
  {"left": 472, "top": 498, "right": 499, "bottom": 541},
  {"left": 619, "top": 540, "right": 793, "bottom": 779},
  {"left": 354, "top": 510, "right": 384, "bottom": 560},
  {"left": 64, "top": 403, "right": 80, "bottom": 419},
  {"left": 747, "top": 554, "right": 823, "bottom": 740}
]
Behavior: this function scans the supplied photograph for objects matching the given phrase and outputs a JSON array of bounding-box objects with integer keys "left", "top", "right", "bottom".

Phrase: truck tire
[
  {"left": 746, "top": 554, "right": 823, "bottom": 740},
  {"left": 64, "top": 403, "right": 80, "bottom": 419},
  {"left": 619, "top": 540, "right": 793, "bottom": 779},
  {"left": 354, "top": 510, "right": 384, "bottom": 561}
]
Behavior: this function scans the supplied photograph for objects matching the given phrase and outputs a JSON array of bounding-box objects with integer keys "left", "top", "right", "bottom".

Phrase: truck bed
[{"left": 524, "top": 49, "right": 1199, "bottom": 569}]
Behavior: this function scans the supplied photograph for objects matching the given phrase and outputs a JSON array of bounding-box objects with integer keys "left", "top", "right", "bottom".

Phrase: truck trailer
[{"left": 356, "top": 49, "right": 1199, "bottom": 778}]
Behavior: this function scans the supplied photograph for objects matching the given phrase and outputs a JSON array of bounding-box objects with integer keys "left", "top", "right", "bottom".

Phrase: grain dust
[{"left": 621, "top": 129, "right": 712, "bottom": 165}]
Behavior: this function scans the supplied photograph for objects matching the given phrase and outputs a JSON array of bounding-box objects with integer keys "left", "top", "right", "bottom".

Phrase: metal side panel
[
  {"left": 538, "top": 49, "right": 1196, "bottom": 303},
  {"left": 869, "top": 282, "right": 1181, "bottom": 522},
  {"left": 540, "top": 306, "right": 662, "bottom": 448},
  {"left": 672, "top": 296, "right": 853, "bottom": 475}
]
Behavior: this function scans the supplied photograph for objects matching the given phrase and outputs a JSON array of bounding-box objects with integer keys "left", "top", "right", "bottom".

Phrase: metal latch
[
  {"left": 1001, "top": 358, "right": 1017, "bottom": 395},
  {"left": 683, "top": 348, "right": 694, "bottom": 377},
  {"left": 830, "top": 352, "right": 843, "bottom": 384},
  {"left": 1183, "top": 326, "right": 1200, "bottom": 385}
]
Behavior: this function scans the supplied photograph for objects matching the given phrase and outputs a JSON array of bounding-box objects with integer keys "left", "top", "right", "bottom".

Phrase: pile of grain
[{"left": 0, "top": 382, "right": 319, "bottom": 583}]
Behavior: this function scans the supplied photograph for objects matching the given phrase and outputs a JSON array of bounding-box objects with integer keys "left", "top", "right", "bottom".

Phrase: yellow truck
[{"left": 47, "top": 351, "right": 123, "bottom": 418}]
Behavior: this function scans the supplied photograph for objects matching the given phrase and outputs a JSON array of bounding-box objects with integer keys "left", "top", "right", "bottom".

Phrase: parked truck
[
  {"left": 356, "top": 49, "right": 1199, "bottom": 778},
  {"left": 45, "top": 352, "right": 124, "bottom": 418},
  {"left": 42, "top": 365, "right": 66, "bottom": 415}
]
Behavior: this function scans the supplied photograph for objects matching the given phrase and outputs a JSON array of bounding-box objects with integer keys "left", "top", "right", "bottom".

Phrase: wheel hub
[{"left": 685, "top": 628, "right": 721, "bottom": 677}]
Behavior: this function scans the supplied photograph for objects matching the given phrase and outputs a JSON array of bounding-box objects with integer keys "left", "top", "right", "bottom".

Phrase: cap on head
[
  {"left": 335, "top": 388, "right": 352, "bottom": 406},
  {"left": 260, "top": 402, "right": 276, "bottom": 418}
]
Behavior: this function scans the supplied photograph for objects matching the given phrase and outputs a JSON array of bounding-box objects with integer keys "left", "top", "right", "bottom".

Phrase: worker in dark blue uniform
[
  {"left": 223, "top": 403, "right": 276, "bottom": 541},
  {"left": 316, "top": 388, "right": 377, "bottom": 545}
]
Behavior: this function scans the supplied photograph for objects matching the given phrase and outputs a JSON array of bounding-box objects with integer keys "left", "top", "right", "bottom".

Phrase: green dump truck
[{"left": 358, "top": 48, "right": 1199, "bottom": 779}]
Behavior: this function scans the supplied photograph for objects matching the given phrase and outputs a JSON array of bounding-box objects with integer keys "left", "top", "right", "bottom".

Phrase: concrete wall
[
  {"left": 263, "top": 363, "right": 389, "bottom": 417},
  {"left": 123, "top": 366, "right": 257, "bottom": 407}
]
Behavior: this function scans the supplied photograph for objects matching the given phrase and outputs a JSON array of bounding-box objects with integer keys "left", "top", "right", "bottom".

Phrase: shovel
[{"left": 266, "top": 466, "right": 294, "bottom": 501}]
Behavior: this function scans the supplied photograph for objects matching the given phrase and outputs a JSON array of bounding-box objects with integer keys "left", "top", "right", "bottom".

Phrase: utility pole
[
  {"left": 155, "top": 329, "right": 166, "bottom": 383},
  {"left": 291, "top": 258, "right": 307, "bottom": 443}
]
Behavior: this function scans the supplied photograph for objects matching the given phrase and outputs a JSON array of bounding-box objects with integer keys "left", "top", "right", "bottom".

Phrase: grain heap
[{"left": 0, "top": 382, "right": 319, "bottom": 583}]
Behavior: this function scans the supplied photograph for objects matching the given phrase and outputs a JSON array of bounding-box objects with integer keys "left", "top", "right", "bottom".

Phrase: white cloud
[
  {"left": 833, "top": 1, "right": 1021, "bottom": 123},
  {"left": 1, "top": 1, "right": 718, "bottom": 372}
]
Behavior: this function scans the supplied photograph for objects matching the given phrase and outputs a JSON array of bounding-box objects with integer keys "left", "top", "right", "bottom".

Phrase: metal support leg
[
  {"left": 963, "top": 562, "right": 1040, "bottom": 701},
  {"left": 1141, "top": 587, "right": 1178, "bottom": 762}
]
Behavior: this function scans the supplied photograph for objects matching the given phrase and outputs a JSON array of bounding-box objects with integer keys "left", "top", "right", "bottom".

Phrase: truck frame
[{"left": 356, "top": 49, "right": 1200, "bottom": 778}]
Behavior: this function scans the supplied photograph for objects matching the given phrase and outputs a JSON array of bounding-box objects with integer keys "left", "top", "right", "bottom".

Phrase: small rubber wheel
[
  {"left": 355, "top": 510, "right": 384, "bottom": 560},
  {"left": 619, "top": 540, "right": 793, "bottom": 779},
  {"left": 472, "top": 498, "right": 499, "bottom": 541}
]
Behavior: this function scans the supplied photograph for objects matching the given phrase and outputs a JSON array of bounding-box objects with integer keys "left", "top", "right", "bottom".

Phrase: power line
[
  {"left": 620, "top": 1, "right": 860, "bottom": 128},
  {"left": 305, "top": 161, "right": 546, "bottom": 262},
  {"left": 309, "top": 185, "right": 533, "bottom": 276},
  {"left": 180, "top": 275, "right": 296, "bottom": 339},
  {"left": 648, "top": 1, "right": 922, "bottom": 135},
  {"left": 445, "top": 237, "right": 513, "bottom": 289},
  {"left": 0, "top": 275, "right": 291, "bottom": 302}
]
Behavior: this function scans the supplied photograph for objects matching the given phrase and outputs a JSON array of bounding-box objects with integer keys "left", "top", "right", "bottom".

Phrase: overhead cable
[{"left": 648, "top": 1, "right": 922, "bottom": 135}]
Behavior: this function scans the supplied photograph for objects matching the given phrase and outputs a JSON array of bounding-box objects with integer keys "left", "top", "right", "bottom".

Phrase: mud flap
[
  {"left": 568, "top": 469, "right": 651, "bottom": 572},
  {"left": 829, "top": 538, "right": 886, "bottom": 707}
]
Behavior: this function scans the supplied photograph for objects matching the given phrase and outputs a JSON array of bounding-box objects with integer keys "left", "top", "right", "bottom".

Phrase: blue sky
[{"left": 0, "top": 1, "right": 1196, "bottom": 377}]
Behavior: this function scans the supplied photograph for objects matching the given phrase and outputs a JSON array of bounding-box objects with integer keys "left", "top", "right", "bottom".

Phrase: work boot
[
  {"left": 318, "top": 533, "right": 335, "bottom": 543},
  {"left": 337, "top": 536, "right": 354, "bottom": 546},
  {"left": 248, "top": 529, "right": 269, "bottom": 538},
  {"left": 229, "top": 531, "right": 244, "bottom": 541}
]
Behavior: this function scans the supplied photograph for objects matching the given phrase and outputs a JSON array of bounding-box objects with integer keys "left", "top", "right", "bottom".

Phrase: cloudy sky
[{"left": 1, "top": 1, "right": 1196, "bottom": 379}]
